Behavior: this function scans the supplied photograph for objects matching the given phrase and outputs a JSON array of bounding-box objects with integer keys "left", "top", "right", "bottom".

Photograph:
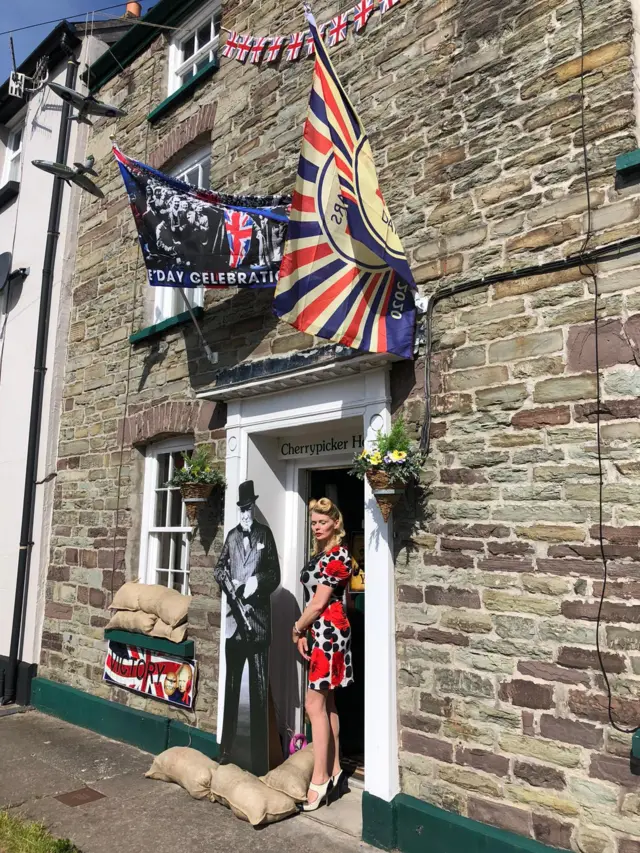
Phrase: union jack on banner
[
  {"left": 326, "top": 13, "right": 348, "bottom": 47},
  {"left": 235, "top": 34, "right": 254, "bottom": 63},
  {"left": 249, "top": 36, "right": 268, "bottom": 63},
  {"left": 380, "top": 0, "right": 402, "bottom": 13},
  {"left": 273, "top": 8, "right": 416, "bottom": 360},
  {"left": 222, "top": 30, "right": 240, "bottom": 58},
  {"left": 264, "top": 36, "right": 286, "bottom": 63},
  {"left": 224, "top": 209, "right": 255, "bottom": 268},
  {"left": 286, "top": 32, "right": 305, "bottom": 61},
  {"left": 353, "top": 0, "right": 375, "bottom": 32}
]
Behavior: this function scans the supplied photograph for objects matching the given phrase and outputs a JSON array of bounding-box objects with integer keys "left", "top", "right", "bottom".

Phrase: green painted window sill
[
  {"left": 129, "top": 306, "right": 203, "bottom": 344},
  {"left": 616, "top": 148, "right": 640, "bottom": 175},
  {"left": 148, "top": 59, "right": 219, "bottom": 124},
  {"left": 105, "top": 628, "right": 195, "bottom": 659}
]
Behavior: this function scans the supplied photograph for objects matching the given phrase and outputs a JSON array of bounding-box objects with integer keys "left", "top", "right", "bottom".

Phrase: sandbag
[
  {"left": 150, "top": 619, "right": 188, "bottom": 643},
  {"left": 138, "top": 584, "right": 191, "bottom": 627},
  {"left": 106, "top": 609, "right": 157, "bottom": 634},
  {"left": 210, "top": 764, "right": 297, "bottom": 826},
  {"left": 109, "top": 581, "right": 140, "bottom": 612},
  {"left": 145, "top": 747, "right": 218, "bottom": 800},
  {"left": 261, "top": 744, "right": 314, "bottom": 802}
]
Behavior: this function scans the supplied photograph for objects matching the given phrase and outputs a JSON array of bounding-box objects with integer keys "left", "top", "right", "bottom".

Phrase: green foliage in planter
[
  {"left": 166, "top": 446, "right": 226, "bottom": 488},
  {"left": 349, "top": 417, "right": 423, "bottom": 485}
]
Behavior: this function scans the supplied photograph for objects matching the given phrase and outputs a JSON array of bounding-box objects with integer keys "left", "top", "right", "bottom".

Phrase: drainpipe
[{"left": 2, "top": 44, "right": 79, "bottom": 705}]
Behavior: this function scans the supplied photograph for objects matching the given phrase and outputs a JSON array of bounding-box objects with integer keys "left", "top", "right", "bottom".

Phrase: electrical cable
[
  {"left": 0, "top": 4, "right": 129, "bottom": 37},
  {"left": 107, "top": 54, "right": 157, "bottom": 605},
  {"left": 576, "top": 0, "right": 638, "bottom": 734}
]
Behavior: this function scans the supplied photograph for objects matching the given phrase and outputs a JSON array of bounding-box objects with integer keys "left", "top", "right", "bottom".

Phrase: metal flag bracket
[{"left": 178, "top": 288, "right": 218, "bottom": 365}]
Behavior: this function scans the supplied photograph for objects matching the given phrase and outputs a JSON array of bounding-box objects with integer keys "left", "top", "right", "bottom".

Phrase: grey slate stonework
[{"left": 39, "top": 0, "right": 640, "bottom": 847}]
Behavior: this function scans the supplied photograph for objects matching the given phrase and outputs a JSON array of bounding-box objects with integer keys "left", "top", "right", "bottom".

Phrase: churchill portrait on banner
[{"left": 214, "top": 481, "right": 280, "bottom": 776}]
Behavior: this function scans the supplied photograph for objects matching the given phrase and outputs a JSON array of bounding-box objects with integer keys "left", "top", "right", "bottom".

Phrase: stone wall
[{"left": 38, "top": 0, "right": 640, "bottom": 844}]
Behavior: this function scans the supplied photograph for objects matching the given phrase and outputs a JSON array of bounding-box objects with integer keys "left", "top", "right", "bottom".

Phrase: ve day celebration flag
[
  {"left": 273, "top": 6, "right": 416, "bottom": 359},
  {"left": 114, "top": 146, "right": 291, "bottom": 288}
]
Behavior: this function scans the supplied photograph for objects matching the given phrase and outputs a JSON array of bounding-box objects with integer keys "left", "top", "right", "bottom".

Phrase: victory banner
[
  {"left": 104, "top": 640, "right": 197, "bottom": 709},
  {"left": 114, "top": 146, "right": 291, "bottom": 288}
]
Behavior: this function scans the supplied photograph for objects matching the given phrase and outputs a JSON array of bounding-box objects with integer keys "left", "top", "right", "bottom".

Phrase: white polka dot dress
[{"left": 300, "top": 545, "right": 354, "bottom": 691}]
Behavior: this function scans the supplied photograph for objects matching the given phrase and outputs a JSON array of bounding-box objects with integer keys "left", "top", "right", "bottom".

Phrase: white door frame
[{"left": 219, "top": 367, "right": 399, "bottom": 802}]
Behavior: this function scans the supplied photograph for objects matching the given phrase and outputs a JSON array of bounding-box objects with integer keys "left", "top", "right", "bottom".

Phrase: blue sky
[{"left": 0, "top": 1, "right": 154, "bottom": 83}]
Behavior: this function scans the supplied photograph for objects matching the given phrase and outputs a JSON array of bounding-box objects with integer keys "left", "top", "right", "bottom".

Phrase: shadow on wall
[
  {"left": 457, "top": 0, "right": 528, "bottom": 40},
  {"left": 183, "top": 288, "right": 278, "bottom": 390}
]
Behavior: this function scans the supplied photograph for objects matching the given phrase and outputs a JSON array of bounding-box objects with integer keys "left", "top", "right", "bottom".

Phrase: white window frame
[
  {"left": 168, "top": 2, "right": 221, "bottom": 95},
  {"left": 139, "top": 437, "right": 195, "bottom": 594},
  {"left": 153, "top": 147, "right": 211, "bottom": 323},
  {"left": 2, "top": 119, "right": 24, "bottom": 185}
]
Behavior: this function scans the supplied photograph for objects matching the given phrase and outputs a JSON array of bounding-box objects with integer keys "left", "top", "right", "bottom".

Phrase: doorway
[{"left": 307, "top": 467, "right": 365, "bottom": 782}]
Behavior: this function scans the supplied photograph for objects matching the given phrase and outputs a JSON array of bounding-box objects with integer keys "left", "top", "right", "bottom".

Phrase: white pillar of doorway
[{"left": 215, "top": 367, "right": 399, "bottom": 802}]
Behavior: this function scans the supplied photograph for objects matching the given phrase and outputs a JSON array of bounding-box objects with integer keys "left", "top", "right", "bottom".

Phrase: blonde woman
[{"left": 292, "top": 498, "right": 353, "bottom": 811}]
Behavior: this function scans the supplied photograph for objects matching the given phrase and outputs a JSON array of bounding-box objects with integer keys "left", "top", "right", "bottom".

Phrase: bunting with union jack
[{"left": 273, "top": 8, "right": 416, "bottom": 359}]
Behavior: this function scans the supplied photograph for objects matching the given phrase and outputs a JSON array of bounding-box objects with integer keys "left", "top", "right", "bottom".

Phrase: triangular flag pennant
[{"left": 273, "top": 7, "right": 416, "bottom": 360}]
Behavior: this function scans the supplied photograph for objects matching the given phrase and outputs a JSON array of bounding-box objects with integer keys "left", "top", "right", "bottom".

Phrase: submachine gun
[{"left": 217, "top": 557, "right": 254, "bottom": 638}]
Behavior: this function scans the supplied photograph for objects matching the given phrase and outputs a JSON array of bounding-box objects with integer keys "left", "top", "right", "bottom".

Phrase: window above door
[{"left": 168, "top": 2, "right": 221, "bottom": 95}]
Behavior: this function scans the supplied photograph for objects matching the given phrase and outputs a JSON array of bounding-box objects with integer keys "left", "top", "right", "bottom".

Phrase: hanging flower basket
[
  {"left": 165, "top": 446, "right": 226, "bottom": 527},
  {"left": 349, "top": 417, "right": 423, "bottom": 523},
  {"left": 366, "top": 470, "right": 406, "bottom": 522},
  {"left": 180, "top": 483, "right": 215, "bottom": 525}
]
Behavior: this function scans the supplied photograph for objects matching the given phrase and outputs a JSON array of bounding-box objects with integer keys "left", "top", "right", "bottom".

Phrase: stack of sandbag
[
  {"left": 106, "top": 581, "right": 191, "bottom": 643},
  {"left": 145, "top": 746, "right": 302, "bottom": 827},
  {"left": 146, "top": 747, "right": 217, "bottom": 799},
  {"left": 261, "top": 744, "right": 315, "bottom": 803}
]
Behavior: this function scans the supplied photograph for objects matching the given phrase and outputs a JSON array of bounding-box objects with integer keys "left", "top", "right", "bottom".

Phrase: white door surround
[{"left": 219, "top": 367, "right": 399, "bottom": 803}]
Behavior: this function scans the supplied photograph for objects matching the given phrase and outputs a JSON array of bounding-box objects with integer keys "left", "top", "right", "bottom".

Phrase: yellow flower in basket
[
  {"left": 389, "top": 450, "right": 407, "bottom": 462},
  {"left": 369, "top": 452, "right": 383, "bottom": 466},
  {"left": 360, "top": 449, "right": 370, "bottom": 459}
]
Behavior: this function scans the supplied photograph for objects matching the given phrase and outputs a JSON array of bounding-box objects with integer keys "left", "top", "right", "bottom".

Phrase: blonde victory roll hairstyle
[{"left": 310, "top": 497, "right": 345, "bottom": 553}]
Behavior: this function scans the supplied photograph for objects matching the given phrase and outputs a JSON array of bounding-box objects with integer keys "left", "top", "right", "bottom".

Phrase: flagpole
[{"left": 178, "top": 288, "right": 218, "bottom": 365}]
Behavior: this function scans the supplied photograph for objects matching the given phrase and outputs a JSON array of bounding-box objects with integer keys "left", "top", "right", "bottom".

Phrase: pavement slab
[{"left": 0, "top": 710, "right": 373, "bottom": 853}]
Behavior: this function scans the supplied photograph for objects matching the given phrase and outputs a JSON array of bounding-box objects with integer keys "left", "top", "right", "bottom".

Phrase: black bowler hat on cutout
[{"left": 237, "top": 480, "right": 259, "bottom": 508}]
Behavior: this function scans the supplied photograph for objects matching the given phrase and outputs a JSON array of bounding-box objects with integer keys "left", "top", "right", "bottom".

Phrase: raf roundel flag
[{"left": 273, "top": 8, "right": 416, "bottom": 360}]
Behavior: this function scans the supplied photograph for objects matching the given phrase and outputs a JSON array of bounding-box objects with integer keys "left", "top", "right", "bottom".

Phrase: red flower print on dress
[
  {"left": 325, "top": 602, "right": 349, "bottom": 632},
  {"left": 331, "top": 651, "right": 345, "bottom": 688},
  {"left": 309, "top": 647, "right": 330, "bottom": 682},
  {"left": 325, "top": 559, "right": 350, "bottom": 580}
]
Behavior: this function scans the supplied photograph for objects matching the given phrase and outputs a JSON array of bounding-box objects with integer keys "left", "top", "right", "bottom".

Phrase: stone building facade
[{"left": 34, "top": 0, "right": 640, "bottom": 850}]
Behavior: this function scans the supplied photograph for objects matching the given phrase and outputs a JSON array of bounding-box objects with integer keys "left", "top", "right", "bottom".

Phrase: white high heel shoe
[{"left": 302, "top": 778, "right": 332, "bottom": 812}]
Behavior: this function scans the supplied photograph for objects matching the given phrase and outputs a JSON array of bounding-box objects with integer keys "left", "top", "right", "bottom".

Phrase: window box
[
  {"left": 147, "top": 58, "right": 219, "bottom": 125},
  {"left": 0, "top": 179, "right": 19, "bottom": 210},
  {"left": 105, "top": 628, "right": 195, "bottom": 659}
]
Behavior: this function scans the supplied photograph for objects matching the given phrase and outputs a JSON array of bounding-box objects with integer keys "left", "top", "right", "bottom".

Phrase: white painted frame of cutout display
[{"left": 216, "top": 367, "right": 399, "bottom": 803}]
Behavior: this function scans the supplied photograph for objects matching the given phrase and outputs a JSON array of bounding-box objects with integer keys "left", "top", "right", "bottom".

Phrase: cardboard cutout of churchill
[{"left": 214, "top": 481, "right": 280, "bottom": 776}]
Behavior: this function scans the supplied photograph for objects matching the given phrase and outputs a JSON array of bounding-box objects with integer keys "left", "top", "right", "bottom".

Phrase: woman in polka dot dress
[{"left": 292, "top": 497, "right": 353, "bottom": 811}]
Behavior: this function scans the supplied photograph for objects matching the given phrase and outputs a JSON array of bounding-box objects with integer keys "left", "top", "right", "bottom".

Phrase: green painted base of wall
[
  {"left": 31, "top": 678, "right": 217, "bottom": 758},
  {"left": 363, "top": 792, "right": 560, "bottom": 853}
]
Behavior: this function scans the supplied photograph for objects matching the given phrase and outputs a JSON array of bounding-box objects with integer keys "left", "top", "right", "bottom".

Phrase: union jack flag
[
  {"left": 235, "top": 34, "right": 254, "bottom": 63},
  {"left": 353, "top": 0, "right": 375, "bottom": 31},
  {"left": 224, "top": 209, "right": 255, "bottom": 268},
  {"left": 326, "top": 13, "right": 348, "bottom": 47},
  {"left": 286, "top": 32, "right": 305, "bottom": 61},
  {"left": 273, "top": 10, "right": 416, "bottom": 360},
  {"left": 264, "top": 36, "right": 286, "bottom": 63},
  {"left": 222, "top": 30, "right": 241, "bottom": 58},
  {"left": 249, "top": 36, "right": 268, "bottom": 64},
  {"left": 305, "top": 23, "right": 328, "bottom": 56},
  {"left": 380, "top": 0, "right": 401, "bottom": 13}
]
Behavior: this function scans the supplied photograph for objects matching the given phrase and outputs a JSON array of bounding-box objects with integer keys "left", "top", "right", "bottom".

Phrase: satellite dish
[{"left": 0, "top": 252, "right": 11, "bottom": 291}]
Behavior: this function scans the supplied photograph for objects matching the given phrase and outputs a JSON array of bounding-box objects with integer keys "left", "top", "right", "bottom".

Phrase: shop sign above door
[{"left": 278, "top": 431, "right": 364, "bottom": 460}]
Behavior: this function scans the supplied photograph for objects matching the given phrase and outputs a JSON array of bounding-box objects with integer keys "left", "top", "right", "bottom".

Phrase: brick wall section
[{"left": 39, "top": 0, "right": 640, "bottom": 845}]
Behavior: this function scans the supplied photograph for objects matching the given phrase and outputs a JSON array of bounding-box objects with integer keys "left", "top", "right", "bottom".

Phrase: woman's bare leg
[
  {"left": 327, "top": 690, "right": 341, "bottom": 777},
  {"left": 305, "top": 688, "right": 330, "bottom": 804}
]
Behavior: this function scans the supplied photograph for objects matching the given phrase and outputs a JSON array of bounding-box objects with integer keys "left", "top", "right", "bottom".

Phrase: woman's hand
[{"left": 296, "top": 636, "right": 310, "bottom": 661}]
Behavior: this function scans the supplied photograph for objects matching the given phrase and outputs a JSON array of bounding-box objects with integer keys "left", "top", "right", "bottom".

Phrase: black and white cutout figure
[{"left": 214, "top": 481, "right": 280, "bottom": 776}]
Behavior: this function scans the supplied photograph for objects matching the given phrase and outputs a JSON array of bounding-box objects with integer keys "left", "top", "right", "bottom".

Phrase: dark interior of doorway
[{"left": 308, "top": 467, "right": 365, "bottom": 782}]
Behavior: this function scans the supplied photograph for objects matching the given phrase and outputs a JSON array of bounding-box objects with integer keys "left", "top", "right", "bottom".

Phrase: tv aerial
[
  {"left": 48, "top": 82, "right": 127, "bottom": 126},
  {"left": 7, "top": 37, "right": 49, "bottom": 100},
  {"left": 32, "top": 155, "right": 104, "bottom": 198}
]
